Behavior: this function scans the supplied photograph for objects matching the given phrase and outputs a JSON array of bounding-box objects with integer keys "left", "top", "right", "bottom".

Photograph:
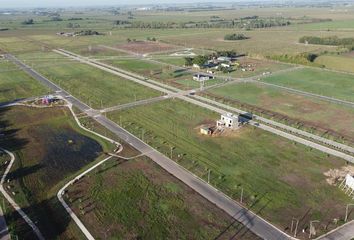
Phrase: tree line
[{"left": 300, "top": 36, "right": 354, "bottom": 50}]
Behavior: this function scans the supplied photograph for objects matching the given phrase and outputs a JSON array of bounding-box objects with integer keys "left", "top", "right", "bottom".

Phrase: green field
[
  {"left": 0, "top": 60, "right": 49, "bottom": 103},
  {"left": 107, "top": 99, "right": 351, "bottom": 236},
  {"left": 17, "top": 51, "right": 162, "bottom": 109},
  {"left": 0, "top": 106, "right": 114, "bottom": 239},
  {"left": 315, "top": 55, "right": 354, "bottom": 73},
  {"left": 103, "top": 58, "right": 210, "bottom": 90},
  {"left": 262, "top": 68, "right": 354, "bottom": 102},
  {"left": 207, "top": 82, "right": 354, "bottom": 140},
  {"left": 67, "top": 157, "right": 259, "bottom": 240}
]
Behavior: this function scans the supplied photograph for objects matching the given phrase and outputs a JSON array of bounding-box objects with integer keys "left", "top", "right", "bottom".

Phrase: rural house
[{"left": 193, "top": 74, "right": 214, "bottom": 82}]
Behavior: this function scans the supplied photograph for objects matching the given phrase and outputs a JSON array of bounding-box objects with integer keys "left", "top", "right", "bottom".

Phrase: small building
[
  {"left": 193, "top": 74, "right": 214, "bottom": 82},
  {"left": 200, "top": 126, "right": 213, "bottom": 135},
  {"left": 217, "top": 113, "right": 240, "bottom": 129},
  {"left": 193, "top": 64, "right": 201, "bottom": 69},
  {"left": 221, "top": 63, "right": 231, "bottom": 68}
]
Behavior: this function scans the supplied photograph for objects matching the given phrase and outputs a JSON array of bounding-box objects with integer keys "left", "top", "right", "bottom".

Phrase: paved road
[
  {"left": 315, "top": 220, "right": 354, "bottom": 240},
  {"left": 0, "top": 148, "right": 44, "bottom": 240},
  {"left": 7, "top": 54, "right": 294, "bottom": 240}
]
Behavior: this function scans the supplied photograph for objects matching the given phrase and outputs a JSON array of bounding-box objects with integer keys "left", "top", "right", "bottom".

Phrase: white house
[
  {"left": 217, "top": 113, "right": 239, "bottom": 129},
  {"left": 217, "top": 56, "right": 232, "bottom": 62},
  {"left": 193, "top": 74, "right": 214, "bottom": 82}
]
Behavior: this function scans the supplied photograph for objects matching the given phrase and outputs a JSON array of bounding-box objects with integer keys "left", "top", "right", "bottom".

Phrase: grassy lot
[
  {"left": 107, "top": 99, "right": 352, "bottom": 237},
  {"left": 207, "top": 82, "right": 354, "bottom": 140},
  {"left": 18, "top": 51, "right": 162, "bottom": 109},
  {"left": 0, "top": 60, "right": 49, "bottom": 103},
  {"left": 153, "top": 57, "right": 186, "bottom": 66},
  {"left": 262, "top": 68, "right": 354, "bottom": 102},
  {"left": 0, "top": 106, "right": 114, "bottom": 239},
  {"left": 103, "top": 58, "right": 207, "bottom": 90},
  {"left": 315, "top": 55, "right": 354, "bottom": 73},
  {"left": 67, "top": 157, "right": 260, "bottom": 240}
]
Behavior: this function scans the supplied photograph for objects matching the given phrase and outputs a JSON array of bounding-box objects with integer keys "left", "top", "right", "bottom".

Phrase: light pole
[
  {"left": 170, "top": 146, "right": 174, "bottom": 159},
  {"left": 345, "top": 204, "right": 354, "bottom": 222},
  {"left": 207, "top": 169, "right": 211, "bottom": 184}
]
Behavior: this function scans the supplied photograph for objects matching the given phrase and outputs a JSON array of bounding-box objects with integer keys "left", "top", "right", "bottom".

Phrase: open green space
[
  {"left": 17, "top": 51, "right": 162, "bottom": 109},
  {"left": 0, "top": 106, "right": 114, "bottom": 239},
  {"left": 207, "top": 82, "right": 354, "bottom": 140},
  {"left": 0, "top": 60, "right": 49, "bottom": 103},
  {"left": 315, "top": 55, "right": 354, "bottom": 73},
  {"left": 262, "top": 68, "right": 354, "bottom": 102},
  {"left": 108, "top": 99, "right": 352, "bottom": 236},
  {"left": 103, "top": 58, "right": 209, "bottom": 90},
  {"left": 67, "top": 157, "right": 259, "bottom": 240}
]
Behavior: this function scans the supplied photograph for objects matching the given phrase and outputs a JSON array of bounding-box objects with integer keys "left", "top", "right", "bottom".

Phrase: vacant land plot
[
  {"left": 0, "top": 60, "right": 49, "bottom": 103},
  {"left": 262, "top": 68, "right": 354, "bottom": 102},
  {"left": 226, "top": 58, "right": 291, "bottom": 78},
  {"left": 0, "top": 106, "right": 113, "bottom": 239},
  {"left": 206, "top": 82, "right": 354, "bottom": 141},
  {"left": 315, "top": 55, "right": 354, "bottom": 73},
  {"left": 67, "top": 45, "right": 128, "bottom": 58},
  {"left": 103, "top": 58, "right": 216, "bottom": 90},
  {"left": 18, "top": 51, "right": 162, "bottom": 109},
  {"left": 108, "top": 99, "right": 352, "bottom": 238},
  {"left": 115, "top": 41, "right": 180, "bottom": 55},
  {"left": 67, "top": 157, "right": 260, "bottom": 240}
]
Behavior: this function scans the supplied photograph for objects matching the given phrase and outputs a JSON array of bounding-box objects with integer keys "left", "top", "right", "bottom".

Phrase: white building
[
  {"left": 217, "top": 113, "right": 239, "bottom": 129},
  {"left": 217, "top": 56, "right": 232, "bottom": 62},
  {"left": 193, "top": 74, "right": 214, "bottom": 82},
  {"left": 345, "top": 174, "right": 354, "bottom": 192}
]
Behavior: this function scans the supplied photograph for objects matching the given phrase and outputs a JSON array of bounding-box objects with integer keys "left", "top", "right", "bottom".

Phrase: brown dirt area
[{"left": 115, "top": 41, "right": 179, "bottom": 54}]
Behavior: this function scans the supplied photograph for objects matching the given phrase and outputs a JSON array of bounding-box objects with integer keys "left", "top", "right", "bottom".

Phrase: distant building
[
  {"left": 217, "top": 56, "right": 232, "bottom": 62},
  {"left": 193, "top": 74, "right": 214, "bottom": 82},
  {"left": 217, "top": 113, "right": 240, "bottom": 129}
]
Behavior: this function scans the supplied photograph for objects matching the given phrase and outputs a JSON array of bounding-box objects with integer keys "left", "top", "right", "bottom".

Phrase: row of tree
[
  {"left": 300, "top": 36, "right": 354, "bottom": 49},
  {"left": 116, "top": 18, "right": 292, "bottom": 30}
]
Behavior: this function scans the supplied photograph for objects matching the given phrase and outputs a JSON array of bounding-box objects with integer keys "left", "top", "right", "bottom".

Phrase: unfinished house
[{"left": 217, "top": 113, "right": 240, "bottom": 129}]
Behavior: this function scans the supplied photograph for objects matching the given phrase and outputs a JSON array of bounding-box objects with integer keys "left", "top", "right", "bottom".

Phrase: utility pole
[
  {"left": 170, "top": 146, "right": 173, "bottom": 159},
  {"left": 345, "top": 204, "right": 354, "bottom": 222},
  {"left": 141, "top": 129, "right": 145, "bottom": 142},
  {"left": 240, "top": 187, "right": 244, "bottom": 204},
  {"left": 207, "top": 169, "right": 211, "bottom": 184}
]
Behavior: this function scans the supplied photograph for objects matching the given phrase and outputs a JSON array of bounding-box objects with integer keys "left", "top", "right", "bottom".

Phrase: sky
[{"left": 1, "top": 0, "right": 254, "bottom": 8}]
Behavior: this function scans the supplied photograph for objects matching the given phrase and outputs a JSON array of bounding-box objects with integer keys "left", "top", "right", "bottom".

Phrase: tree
[
  {"left": 224, "top": 33, "right": 249, "bottom": 41},
  {"left": 192, "top": 55, "right": 208, "bottom": 67},
  {"left": 127, "top": 38, "right": 131, "bottom": 43},
  {"left": 184, "top": 57, "right": 193, "bottom": 66},
  {"left": 22, "top": 19, "right": 34, "bottom": 25}
]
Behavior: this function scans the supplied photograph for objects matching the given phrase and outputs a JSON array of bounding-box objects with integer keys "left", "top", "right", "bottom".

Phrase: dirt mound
[{"left": 324, "top": 165, "right": 354, "bottom": 186}]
